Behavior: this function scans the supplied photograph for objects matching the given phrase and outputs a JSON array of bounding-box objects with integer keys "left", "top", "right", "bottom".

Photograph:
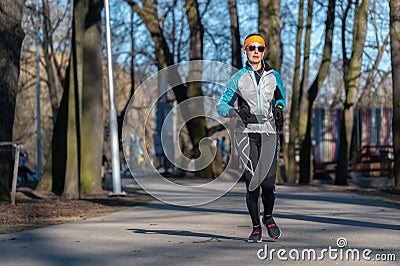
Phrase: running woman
[{"left": 216, "top": 33, "right": 286, "bottom": 243}]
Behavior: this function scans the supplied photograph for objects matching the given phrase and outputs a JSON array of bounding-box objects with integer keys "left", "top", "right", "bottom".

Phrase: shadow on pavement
[
  {"left": 138, "top": 197, "right": 400, "bottom": 231},
  {"left": 127, "top": 228, "right": 276, "bottom": 243},
  {"left": 274, "top": 213, "right": 400, "bottom": 231},
  {"left": 277, "top": 192, "right": 399, "bottom": 208}
]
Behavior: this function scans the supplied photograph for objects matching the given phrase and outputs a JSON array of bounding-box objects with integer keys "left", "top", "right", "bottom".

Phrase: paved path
[{"left": 0, "top": 181, "right": 399, "bottom": 265}]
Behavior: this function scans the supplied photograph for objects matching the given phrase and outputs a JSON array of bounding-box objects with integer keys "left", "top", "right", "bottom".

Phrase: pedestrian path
[{"left": 0, "top": 182, "right": 399, "bottom": 265}]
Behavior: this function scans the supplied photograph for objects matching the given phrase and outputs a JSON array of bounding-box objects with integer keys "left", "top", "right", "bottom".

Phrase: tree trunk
[
  {"left": 0, "top": 0, "right": 26, "bottom": 201},
  {"left": 50, "top": 0, "right": 104, "bottom": 197},
  {"left": 299, "top": 0, "right": 335, "bottom": 184},
  {"left": 390, "top": 0, "right": 400, "bottom": 187},
  {"left": 185, "top": 0, "right": 213, "bottom": 177},
  {"left": 61, "top": 0, "right": 86, "bottom": 199},
  {"left": 228, "top": 0, "right": 242, "bottom": 70},
  {"left": 258, "top": 0, "right": 283, "bottom": 182},
  {"left": 36, "top": 0, "right": 71, "bottom": 192},
  {"left": 286, "top": 0, "right": 305, "bottom": 183},
  {"left": 80, "top": 0, "right": 104, "bottom": 195},
  {"left": 335, "top": 0, "right": 370, "bottom": 185},
  {"left": 49, "top": 65, "right": 69, "bottom": 195},
  {"left": 258, "top": 0, "right": 282, "bottom": 70}
]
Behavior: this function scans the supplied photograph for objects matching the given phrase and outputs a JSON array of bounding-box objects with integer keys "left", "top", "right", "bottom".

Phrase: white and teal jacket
[{"left": 216, "top": 61, "right": 286, "bottom": 134}]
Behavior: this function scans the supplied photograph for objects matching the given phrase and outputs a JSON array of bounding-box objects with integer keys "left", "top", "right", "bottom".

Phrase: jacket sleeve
[
  {"left": 272, "top": 71, "right": 286, "bottom": 110},
  {"left": 216, "top": 74, "right": 239, "bottom": 117}
]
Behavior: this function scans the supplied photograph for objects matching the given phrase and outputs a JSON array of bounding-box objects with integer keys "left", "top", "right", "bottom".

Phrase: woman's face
[{"left": 245, "top": 42, "right": 265, "bottom": 65}]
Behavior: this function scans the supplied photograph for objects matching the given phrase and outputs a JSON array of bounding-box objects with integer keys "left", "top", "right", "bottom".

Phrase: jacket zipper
[{"left": 251, "top": 71, "right": 263, "bottom": 132}]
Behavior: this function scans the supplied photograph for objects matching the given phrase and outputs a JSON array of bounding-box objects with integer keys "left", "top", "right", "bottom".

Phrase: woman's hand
[{"left": 273, "top": 105, "right": 283, "bottom": 131}]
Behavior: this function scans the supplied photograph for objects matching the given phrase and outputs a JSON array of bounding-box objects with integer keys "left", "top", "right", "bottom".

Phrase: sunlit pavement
[{"left": 0, "top": 180, "right": 399, "bottom": 265}]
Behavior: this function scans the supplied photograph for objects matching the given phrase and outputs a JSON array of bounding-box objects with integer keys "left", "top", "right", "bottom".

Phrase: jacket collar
[{"left": 245, "top": 60, "right": 273, "bottom": 72}]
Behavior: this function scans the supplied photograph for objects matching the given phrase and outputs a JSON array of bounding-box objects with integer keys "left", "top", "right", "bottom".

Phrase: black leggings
[{"left": 241, "top": 133, "right": 278, "bottom": 227}]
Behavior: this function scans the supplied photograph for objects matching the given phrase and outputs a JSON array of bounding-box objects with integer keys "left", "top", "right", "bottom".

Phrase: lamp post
[{"left": 104, "top": 0, "right": 125, "bottom": 196}]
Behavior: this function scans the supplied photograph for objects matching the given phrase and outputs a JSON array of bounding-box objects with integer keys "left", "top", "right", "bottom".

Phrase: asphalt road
[{"left": 0, "top": 180, "right": 399, "bottom": 265}]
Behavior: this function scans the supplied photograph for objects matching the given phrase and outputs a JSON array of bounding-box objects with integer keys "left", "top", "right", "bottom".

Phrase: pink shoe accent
[{"left": 267, "top": 223, "right": 276, "bottom": 228}]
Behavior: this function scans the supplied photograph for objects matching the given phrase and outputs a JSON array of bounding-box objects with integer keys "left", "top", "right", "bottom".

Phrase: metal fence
[{"left": 312, "top": 107, "right": 393, "bottom": 177}]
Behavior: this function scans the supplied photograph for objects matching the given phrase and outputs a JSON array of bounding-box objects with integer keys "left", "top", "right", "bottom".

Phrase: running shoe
[
  {"left": 263, "top": 216, "right": 281, "bottom": 239},
  {"left": 247, "top": 229, "right": 262, "bottom": 243}
]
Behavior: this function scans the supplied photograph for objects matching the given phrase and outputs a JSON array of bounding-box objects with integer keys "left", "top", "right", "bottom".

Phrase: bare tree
[
  {"left": 356, "top": 35, "right": 389, "bottom": 106},
  {"left": 80, "top": 0, "right": 104, "bottom": 194},
  {"left": 15, "top": 0, "right": 72, "bottom": 192},
  {"left": 58, "top": 0, "right": 86, "bottom": 198},
  {"left": 126, "top": 0, "right": 214, "bottom": 177},
  {"left": 0, "top": 0, "right": 26, "bottom": 201},
  {"left": 285, "top": 0, "right": 306, "bottom": 183},
  {"left": 116, "top": 20, "right": 137, "bottom": 148},
  {"left": 33, "top": 1, "right": 72, "bottom": 192},
  {"left": 258, "top": 0, "right": 282, "bottom": 70},
  {"left": 50, "top": 0, "right": 104, "bottom": 198},
  {"left": 335, "top": 0, "right": 370, "bottom": 185},
  {"left": 357, "top": 0, "right": 390, "bottom": 107},
  {"left": 41, "top": 0, "right": 70, "bottom": 125},
  {"left": 228, "top": 0, "right": 242, "bottom": 70},
  {"left": 298, "top": 0, "right": 336, "bottom": 183},
  {"left": 390, "top": 0, "right": 400, "bottom": 187},
  {"left": 184, "top": 0, "right": 214, "bottom": 177}
]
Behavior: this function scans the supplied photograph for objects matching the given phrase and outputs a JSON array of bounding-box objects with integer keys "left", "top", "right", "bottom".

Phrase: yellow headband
[{"left": 243, "top": 36, "right": 265, "bottom": 51}]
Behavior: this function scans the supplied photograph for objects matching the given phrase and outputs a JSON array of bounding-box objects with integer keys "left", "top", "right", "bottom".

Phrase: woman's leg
[
  {"left": 260, "top": 135, "right": 281, "bottom": 239},
  {"left": 245, "top": 181, "right": 261, "bottom": 227},
  {"left": 261, "top": 156, "right": 277, "bottom": 216},
  {"left": 241, "top": 134, "right": 262, "bottom": 227},
  {"left": 260, "top": 134, "right": 279, "bottom": 216}
]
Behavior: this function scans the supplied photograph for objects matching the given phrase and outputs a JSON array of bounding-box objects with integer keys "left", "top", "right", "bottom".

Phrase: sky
[{"left": 105, "top": 0, "right": 392, "bottom": 104}]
